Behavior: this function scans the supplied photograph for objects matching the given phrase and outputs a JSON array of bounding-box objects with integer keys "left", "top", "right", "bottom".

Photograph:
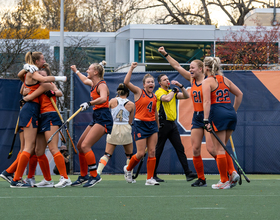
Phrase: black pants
[{"left": 154, "top": 120, "right": 191, "bottom": 176}]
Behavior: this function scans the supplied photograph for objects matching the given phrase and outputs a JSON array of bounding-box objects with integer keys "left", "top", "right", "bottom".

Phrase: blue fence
[{"left": 1, "top": 70, "right": 280, "bottom": 174}]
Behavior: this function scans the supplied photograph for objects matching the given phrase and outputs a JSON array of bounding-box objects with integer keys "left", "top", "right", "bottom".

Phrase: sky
[{"left": 0, "top": 0, "right": 231, "bottom": 27}]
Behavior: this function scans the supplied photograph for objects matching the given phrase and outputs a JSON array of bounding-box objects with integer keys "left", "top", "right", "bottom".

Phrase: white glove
[
  {"left": 80, "top": 102, "right": 91, "bottom": 111},
  {"left": 23, "top": 64, "right": 38, "bottom": 73},
  {"left": 54, "top": 76, "right": 67, "bottom": 82}
]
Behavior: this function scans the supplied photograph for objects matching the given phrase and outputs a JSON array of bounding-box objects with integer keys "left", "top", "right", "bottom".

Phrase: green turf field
[{"left": 0, "top": 174, "right": 279, "bottom": 220}]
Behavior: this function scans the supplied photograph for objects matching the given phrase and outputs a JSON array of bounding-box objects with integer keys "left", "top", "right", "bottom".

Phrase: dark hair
[
  {"left": 157, "top": 74, "right": 167, "bottom": 83},
  {"left": 40, "top": 63, "right": 51, "bottom": 76},
  {"left": 117, "top": 83, "right": 129, "bottom": 97}
]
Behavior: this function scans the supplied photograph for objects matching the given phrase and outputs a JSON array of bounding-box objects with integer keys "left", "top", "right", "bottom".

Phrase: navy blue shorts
[
  {"left": 191, "top": 111, "right": 204, "bottom": 129},
  {"left": 133, "top": 120, "right": 158, "bottom": 141},
  {"left": 19, "top": 102, "right": 40, "bottom": 128},
  {"left": 38, "top": 112, "right": 62, "bottom": 133},
  {"left": 209, "top": 103, "right": 237, "bottom": 132},
  {"left": 89, "top": 108, "right": 113, "bottom": 134}
]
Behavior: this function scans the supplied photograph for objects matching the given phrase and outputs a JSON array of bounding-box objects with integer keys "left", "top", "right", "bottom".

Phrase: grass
[{"left": 0, "top": 174, "right": 279, "bottom": 220}]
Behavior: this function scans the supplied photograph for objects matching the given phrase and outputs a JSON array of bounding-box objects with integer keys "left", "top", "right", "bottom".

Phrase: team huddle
[{"left": 0, "top": 46, "right": 243, "bottom": 189}]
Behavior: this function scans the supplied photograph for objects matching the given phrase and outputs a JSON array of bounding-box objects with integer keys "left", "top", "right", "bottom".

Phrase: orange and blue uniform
[
  {"left": 18, "top": 76, "right": 40, "bottom": 129},
  {"left": 38, "top": 90, "right": 62, "bottom": 133},
  {"left": 88, "top": 80, "right": 113, "bottom": 134},
  {"left": 190, "top": 78, "right": 205, "bottom": 129},
  {"left": 134, "top": 89, "right": 158, "bottom": 141},
  {"left": 209, "top": 75, "right": 237, "bottom": 131}
]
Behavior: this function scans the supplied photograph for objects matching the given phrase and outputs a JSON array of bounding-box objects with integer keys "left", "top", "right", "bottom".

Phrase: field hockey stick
[
  {"left": 132, "top": 148, "right": 148, "bottom": 179},
  {"left": 229, "top": 135, "right": 242, "bottom": 185},
  {"left": 210, "top": 129, "right": 250, "bottom": 183},
  {"left": 7, "top": 115, "right": 20, "bottom": 159},
  {"left": 50, "top": 97, "right": 77, "bottom": 154},
  {"left": 59, "top": 130, "right": 66, "bottom": 143},
  {"left": 47, "top": 107, "right": 82, "bottom": 144}
]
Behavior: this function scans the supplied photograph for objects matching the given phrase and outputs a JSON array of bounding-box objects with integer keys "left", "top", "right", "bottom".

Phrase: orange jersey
[
  {"left": 135, "top": 89, "right": 157, "bottom": 121},
  {"left": 39, "top": 94, "right": 56, "bottom": 114},
  {"left": 24, "top": 75, "right": 40, "bottom": 103},
  {"left": 90, "top": 80, "right": 109, "bottom": 110},
  {"left": 191, "top": 78, "right": 204, "bottom": 112},
  {"left": 211, "top": 75, "right": 231, "bottom": 105}
]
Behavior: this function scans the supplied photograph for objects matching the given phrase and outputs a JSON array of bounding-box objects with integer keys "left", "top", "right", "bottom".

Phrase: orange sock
[
  {"left": 79, "top": 153, "right": 88, "bottom": 177},
  {"left": 13, "top": 151, "right": 30, "bottom": 181},
  {"left": 53, "top": 152, "right": 68, "bottom": 179},
  {"left": 146, "top": 157, "right": 156, "bottom": 180},
  {"left": 226, "top": 152, "right": 235, "bottom": 175},
  {"left": 6, "top": 152, "right": 21, "bottom": 174},
  {"left": 38, "top": 155, "right": 52, "bottom": 181},
  {"left": 85, "top": 151, "right": 97, "bottom": 177},
  {"left": 193, "top": 155, "right": 205, "bottom": 180},
  {"left": 216, "top": 154, "right": 228, "bottom": 183},
  {"left": 126, "top": 154, "right": 140, "bottom": 171},
  {"left": 27, "top": 155, "right": 38, "bottom": 178}
]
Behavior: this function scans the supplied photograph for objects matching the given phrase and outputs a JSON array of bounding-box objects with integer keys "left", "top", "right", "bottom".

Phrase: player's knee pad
[
  {"left": 125, "top": 153, "right": 133, "bottom": 159},
  {"left": 104, "top": 152, "right": 112, "bottom": 158}
]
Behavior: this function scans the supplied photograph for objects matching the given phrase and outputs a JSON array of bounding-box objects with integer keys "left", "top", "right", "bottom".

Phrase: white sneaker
[
  {"left": 24, "top": 177, "right": 36, "bottom": 186},
  {"left": 123, "top": 165, "right": 132, "bottom": 183},
  {"left": 34, "top": 179, "right": 54, "bottom": 188},
  {"left": 54, "top": 176, "right": 72, "bottom": 188},
  {"left": 212, "top": 180, "right": 230, "bottom": 189},
  {"left": 229, "top": 171, "right": 240, "bottom": 188},
  {"left": 145, "top": 178, "right": 160, "bottom": 186}
]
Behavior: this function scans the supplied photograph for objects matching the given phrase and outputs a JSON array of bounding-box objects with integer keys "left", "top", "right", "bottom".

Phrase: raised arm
[
  {"left": 124, "top": 62, "right": 142, "bottom": 98},
  {"left": 70, "top": 65, "right": 93, "bottom": 87},
  {"left": 158, "top": 46, "right": 191, "bottom": 81}
]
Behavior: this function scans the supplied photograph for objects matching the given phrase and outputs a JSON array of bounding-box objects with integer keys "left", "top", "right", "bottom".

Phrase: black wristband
[
  {"left": 87, "top": 101, "right": 91, "bottom": 106},
  {"left": 164, "top": 53, "right": 169, "bottom": 57},
  {"left": 180, "top": 84, "right": 184, "bottom": 89}
]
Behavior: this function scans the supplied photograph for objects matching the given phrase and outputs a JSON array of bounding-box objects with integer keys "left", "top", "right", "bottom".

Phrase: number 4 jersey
[{"left": 111, "top": 97, "right": 130, "bottom": 124}]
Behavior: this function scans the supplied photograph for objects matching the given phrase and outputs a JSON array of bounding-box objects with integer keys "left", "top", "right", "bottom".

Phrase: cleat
[
  {"left": 71, "top": 175, "right": 89, "bottom": 186},
  {"left": 229, "top": 171, "right": 240, "bottom": 188},
  {"left": 212, "top": 180, "right": 230, "bottom": 189},
  {"left": 123, "top": 165, "right": 132, "bottom": 183},
  {"left": 186, "top": 172, "right": 198, "bottom": 181},
  {"left": 83, "top": 174, "right": 102, "bottom": 188},
  {"left": 191, "top": 178, "right": 207, "bottom": 187},
  {"left": 34, "top": 179, "right": 54, "bottom": 188},
  {"left": 145, "top": 178, "right": 160, "bottom": 186},
  {"left": 0, "top": 170, "right": 14, "bottom": 184},
  {"left": 10, "top": 180, "right": 32, "bottom": 188},
  {"left": 153, "top": 175, "right": 164, "bottom": 182},
  {"left": 54, "top": 176, "right": 72, "bottom": 188},
  {"left": 24, "top": 177, "right": 36, "bottom": 187}
]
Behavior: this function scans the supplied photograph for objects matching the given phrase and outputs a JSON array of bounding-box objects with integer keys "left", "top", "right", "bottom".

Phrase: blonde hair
[
  {"left": 142, "top": 73, "right": 154, "bottom": 84},
  {"left": 93, "top": 60, "right": 107, "bottom": 78},
  {"left": 192, "top": 59, "right": 204, "bottom": 73},
  {"left": 25, "top": 51, "right": 43, "bottom": 66},
  {"left": 204, "top": 57, "right": 223, "bottom": 76}
]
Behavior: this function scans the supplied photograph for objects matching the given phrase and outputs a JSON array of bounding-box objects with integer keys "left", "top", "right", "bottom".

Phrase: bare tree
[
  {"left": 208, "top": 0, "right": 277, "bottom": 26},
  {"left": 153, "top": 0, "right": 212, "bottom": 25}
]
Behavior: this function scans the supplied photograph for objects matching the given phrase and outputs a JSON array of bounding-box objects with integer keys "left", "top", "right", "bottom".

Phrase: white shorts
[{"left": 106, "top": 124, "right": 133, "bottom": 145}]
